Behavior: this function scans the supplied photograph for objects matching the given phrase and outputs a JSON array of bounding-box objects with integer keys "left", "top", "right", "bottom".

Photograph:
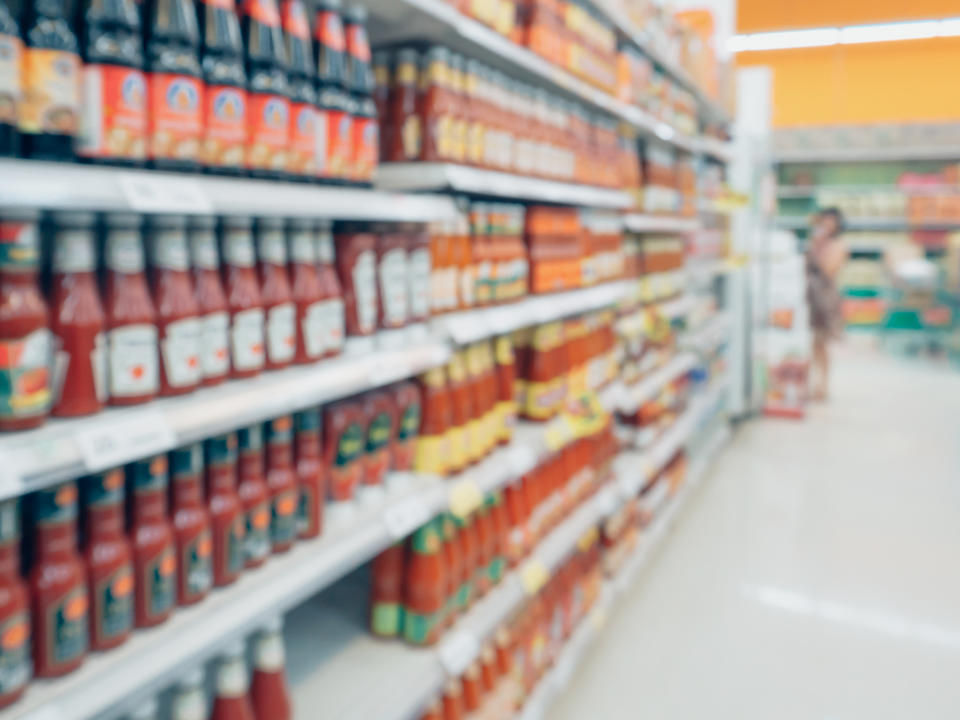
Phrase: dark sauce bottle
[
  {"left": 281, "top": 0, "right": 316, "bottom": 182},
  {"left": 0, "top": 0, "right": 22, "bottom": 156},
  {"left": 313, "top": 0, "right": 348, "bottom": 185},
  {"left": 343, "top": 4, "right": 375, "bottom": 187}
]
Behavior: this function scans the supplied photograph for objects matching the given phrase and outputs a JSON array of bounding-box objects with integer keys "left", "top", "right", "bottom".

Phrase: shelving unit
[{"left": 623, "top": 214, "right": 700, "bottom": 234}]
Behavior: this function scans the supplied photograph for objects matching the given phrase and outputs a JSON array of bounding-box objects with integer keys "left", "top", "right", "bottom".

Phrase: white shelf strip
[
  {"left": 681, "top": 313, "right": 731, "bottom": 355},
  {"left": 623, "top": 214, "right": 700, "bottom": 234},
  {"left": 614, "top": 352, "right": 697, "bottom": 415}
]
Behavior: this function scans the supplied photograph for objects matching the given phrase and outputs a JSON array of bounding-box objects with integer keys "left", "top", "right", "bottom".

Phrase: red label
[
  {"left": 326, "top": 108, "right": 351, "bottom": 179},
  {"left": 243, "top": 0, "right": 281, "bottom": 26},
  {"left": 246, "top": 92, "right": 289, "bottom": 172},
  {"left": 346, "top": 24, "right": 371, "bottom": 62},
  {"left": 202, "top": 84, "right": 246, "bottom": 168},
  {"left": 148, "top": 73, "right": 202, "bottom": 162},
  {"left": 288, "top": 101, "right": 316, "bottom": 176},
  {"left": 316, "top": 11, "right": 345, "bottom": 52},
  {"left": 78, "top": 64, "right": 147, "bottom": 160},
  {"left": 351, "top": 115, "right": 378, "bottom": 182},
  {"left": 282, "top": 0, "right": 310, "bottom": 39}
]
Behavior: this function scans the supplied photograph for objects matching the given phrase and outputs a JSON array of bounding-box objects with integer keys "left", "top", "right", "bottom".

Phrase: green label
[
  {"left": 46, "top": 586, "right": 87, "bottom": 666},
  {"left": 0, "top": 221, "right": 39, "bottom": 270},
  {"left": 94, "top": 565, "right": 133, "bottom": 644},
  {"left": 183, "top": 530, "right": 213, "bottom": 598},
  {"left": 243, "top": 504, "right": 270, "bottom": 565},
  {"left": 410, "top": 518, "right": 441, "bottom": 554},
  {"left": 403, "top": 610, "right": 433, "bottom": 646},
  {"left": 34, "top": 482, "right": 78, "bottom": 525},
  {"left": 295, "top": 408, "right": 321, "bottom": 433},
  {"left": 85, "top": 469, "right": 125, "bottom": 508},
  {"left": 335, "top": 423, "right": 364, "bottom": 467},
  {"left": 0, "top": 329, "right": 53, "bottom": 420},
  {"left": 146, "top": 546, "right": 175, "bottom": 618},
  {"left": 271, "top": 489, "right": 298, "bottom": 547},
  {"left": 457, "top": 581, "right": 471, "bottom": 610},
  {"left": 398, "top": 403, "right": 421, "bottom": 440},
  {"left": 489, "top": 555, "right": 505, "bottom": 584},
  {"left": 366, "top": 412, "right": 392, "bottom": 452},
  {"left": 0, "top": 611, "right": 30, "bottom": 695},
  {"left": 206, "top": 433, "right": 238, "bottom": 467},
  {"left": 370, "top": 602, "right": 403, "bottom": 638},
  {"left": 132, "top": 456, "right": 168, "bottom": 493}
]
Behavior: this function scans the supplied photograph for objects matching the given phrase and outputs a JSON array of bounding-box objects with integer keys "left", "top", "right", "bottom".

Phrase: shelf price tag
[
  {"left": 119, "top": 173, "right": 212, "bottom": 214},
  {"left": 75, "top": 409, "right": 176, "bottom": 473},
  {"left": 383, "top": 495, "right": 432, "bottom": 540},
  {"left": 449, "top": 477, "right": 483, "bottom": 520},
  {"left": 437, "top": 629, "right": 480, "bottom": 677},
  {"left": 520, "top": 559, "right": 549, "bottom": 596}
]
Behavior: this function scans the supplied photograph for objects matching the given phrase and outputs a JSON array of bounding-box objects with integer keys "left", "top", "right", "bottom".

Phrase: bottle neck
[
  {"left": 86, "top": 503, "right": 125, "bottom": 540},
  {"left": 207, "top": 463, "right": 238, "bottom": 495},
  {"left": 172, "top": 475, "right": 205, "bottom": 509},
  {"left": 35, "top": 519, "right": 79, "bottom": 562},
  {"left": 266, "top": 440, "right": 293, "bottom": 469},
  {"left": 132, "top": 489, "right": 168, "bottom": 525}
]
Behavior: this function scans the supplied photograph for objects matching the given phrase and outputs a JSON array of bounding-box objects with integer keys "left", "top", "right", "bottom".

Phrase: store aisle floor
[{"left": 548, "top": 351, "right": 960, "bottom": 720}]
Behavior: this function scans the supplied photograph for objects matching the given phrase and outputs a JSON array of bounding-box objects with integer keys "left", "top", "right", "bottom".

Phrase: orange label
[
  {"left": 351, "top": 115, "right": 378, "bottom": 182},
  {"left": 287, "top": 101, "right": 316, "bottom": 176},
  {"left": 148, "top": 72, "right": 202, "bottom": 161},
  {"left": 243, "top": 0, "right": 281, "bottom": 26},
  {"left": 19, "top": 47, "right": 80, "bottom": 135},
  {"left": 78, "top": 64, "right": 146, "bottom": 159},
  {"left": 316, "top": 11, "right": 345, "bottom": 52},
  {"left": 202, "top": 84, "right": 246, "bottom": 168},
  {"left": 326, "top": 108, "right": 351, "bottom": 179},
  {"left": 346, "top": 23, "right": 371, "bottom": 62},
  {"left": 246, "top": 92, "right": 289, "bottom": 171},
  {"left": 282, "top": 0, "right": 310, "bottom": 38}
]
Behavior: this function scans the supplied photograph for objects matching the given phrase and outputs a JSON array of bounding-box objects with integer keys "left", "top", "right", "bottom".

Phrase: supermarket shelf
[
  {"left": 0, "top": 159, "right": 458, "bottom": 221},
  {"left": 686, "top": 257, "right": 734, "bottom": 283},
  {"left": 614, "top": 292, "right": 693, "bottom": 337},
  {"left": 432, "top": 280, "right": 633, "bottom": 344},
  {"left": 0, "top": 340, "right": 451, "bottom": 500},
  {"left": 682, "top": 313, "right": 731, "bottom": 355},
  {"left": 623, "top": 214, "right": 699, "bottom": 234},
  {"left": 694, "top": 136, "right": 736, "bottom": 162},
  {"left": 776, "top": 215, "right": 960, "bottom": 231},
  {"left": 376, "top": 163, "right": 634, "bottom": 208},
  {"left": 775, "top": 145, "right": 960, "bottom": 164},
  {"left": 616, "top": 352, "right": 697, "bottom": 414}
]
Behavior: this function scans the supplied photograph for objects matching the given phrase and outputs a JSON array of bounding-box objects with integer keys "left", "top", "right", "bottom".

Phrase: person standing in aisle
[{"left": 806, "top": 207, "right": 848, "bottom": 401}]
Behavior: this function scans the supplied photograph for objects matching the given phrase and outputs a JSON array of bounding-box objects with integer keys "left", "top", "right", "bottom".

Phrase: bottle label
[
  {"left": 19, "top": 48, "right": 80, "bottom": 135},
  {"left": 323, "top": 298, "right": 345, "bottom": 352},
  {"left": 346, "top": 23, "right": 371, "bottom": 62},
  {"left": 0, "top": 611, "right": 30, "bottom": 696},
  {"left": 351, "top": 115, "right": 378, "bottom": 182},
  {"left": 0, "top": 217, "right": 38, "bottom": 270},
  {"left": 52, "top": 230, "right": 96, "bottom": 272},
  {"left": 408, "top": 247, "right": 431, "bottom": 320},
  {"left": 246, "top": 93, "right": 289, "bottom": 172},
  {"left": 243, "top": 0, "right": 280, "bottom": 25},
  {"left": 0, "top": 34, "right": 21, "bottom": 126},
  {"left": 148, "top": 73, "right": 202, "bottom": 161},
  {"left": 0, "top": 329, "right": 52, "bottom": 420},
  {"left": 370, "top": 602, "right": 401, "bottom": 637},
  {"left": 216, "top": 657, "right": 247, "bottom": 697},
  {"left": 223, "top": 232, "right": 255, "bottom": 267},
  {"left": 400, "top": 114, "right": 421, "bottom": 161},
  {"left": 201, "top": 312, "right": 230, "bottom": 378},
  {"left": 78, "top": 64, "right": 147, "bottom": 160},
  {"left": 266, "top": 302, "right": 296, "bottom": 364},
  {"left": 367, "top": 411, "right": 392, "bottom": 453},
  {"left": 189, "top": 231, "right": 219, "bottom": 269},
  {"left": 326, "top": 109, "right": 351, "bottom": 179},
  {"left": 244, "top": 502, "right": 270, "bottom": 564},
  {"left": 289, "top": 229, "right": 314, "bottom": 264},
  {"left": 303, "top": 301, "right": 326, "bottom": 359},
  {"left": 330, "top": 422, "right": 363, "bottom": 500},
  {"left": 398, "top": 402, "right": 421, "bottom": 441},
  {"left": 378, "top": 246, "right": 408, "bottom": 327},
  {"left": 44, "top": 585, "right": 87, "bottom": 667},
  {"left": 254, "top": 632, "right": 285, "bottom": 671},
  {"left": 106, "top": 230, "right": 144, "bottom": 273},
  {"left": 288, "top": 102, "right": 317, "bottom": 176},
  {"left": 230, "top": 308, "right": 265, "bottom": 371},
  {"left": 353, "top": 248, "right": 377, "bottom": 334},
  {"left": 150, "top": 232, "right": 190, "bottom": 270},
  {"left": 145, "top": 545, "right": 176, "bottom": 619},
  {"left": 183, "top": 529, "right": 213, "bottom": 599},
  {"left": 93, "top": 565, "right": 134, "bottom": 645},
  {"left": 108, "top": 324, "right": 159, "bottom": 397},
  {"left": 314, "top": 107, "right": 329, "bottom": 178},
  {"left": 202, "top": 85, "right": 246, "bottom": 169},
  {"left": 271, "top": 488, "right": 298, "bottom": 547}
]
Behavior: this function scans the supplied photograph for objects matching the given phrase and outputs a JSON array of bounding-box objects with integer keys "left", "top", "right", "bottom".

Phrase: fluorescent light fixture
[{"left": 729, "top": 16, "right": 960, "bottom": 53}]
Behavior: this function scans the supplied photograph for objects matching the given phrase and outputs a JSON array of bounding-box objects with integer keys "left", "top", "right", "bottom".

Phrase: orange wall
[{"left": 737, "top": 0, "right": 960, "bottom": 33}]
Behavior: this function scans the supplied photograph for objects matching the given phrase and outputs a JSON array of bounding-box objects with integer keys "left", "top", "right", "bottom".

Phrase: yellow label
[
  {"left": 421, "top": 366, "right": 447, "bottom": 388},
  {"left": 520, "top": 559, "right": 549, "bottom": 595},
  {"left": 396, "top": 62, "right": 417, "bottom": 86},
  {"left": 524, "top": 379, "right": 564, "bottom": 421},
  {"left": 447, "top": 352, "right": 467, "bottom": 383},
  {"left": 415, "top": 433, "right": 449, "bottom": 475},
  {"left": 465, "top": 418, "right": 484, "bottom": 464},
  {"left": 447, "top": 425, "right": 467, "bottom": 471},
  {"left": 467, "top": 122, "right": 484, "bottom": 165},
  {"left": 449, "top": 479, "right": 483, "bottom": 519},
  {"left": 495, "top": 335, "right": 513, "bottom": 366},
  {"left": 436, "top": 115, "right": 454, "bottom": 160},
  {"left": 577, "top": 526, "right": 599, "bottom": 552},
  {"left": 494, "top": 0, "right": 514, "bottom": 35},
  {"left": 20, "top": 48, "right": 80, "bottom": 134},
  {"left": 544, "top": 415, "right": 574, "bottom": 451},
  {"left": 452, "top": 118, "right": 467, "bottom": 163}
]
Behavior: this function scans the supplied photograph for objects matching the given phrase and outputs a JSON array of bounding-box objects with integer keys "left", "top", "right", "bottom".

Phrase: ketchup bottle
[
  {"left": 189, "top": 216, "right": 231, "bottom": 386},
  {"left": 313, "top": 0, "right": 350, "bottom": 182},
  {"left": 221, "top": 216, "right": 265, "bottom": 378},
  {"left": 281, "top": 0, "right": 317, "bottom": 181},
  {"left": 362, "top": 390, "right": 395, "bottom": 492},
  {"left": 148, "top": 215, "right": 202, "bottom": 397},
  {"left": 256, "top": 218, "right": 296, "bottom": 371},
  {"left": 369, "top": 541, "right": 404, "bottom": 638},
  {"left": 171, "top": 667, "right": 207, "bottom": 720},
  {"left": 238, "top": 425, "right": 270, "bottom": 567},
  {"left": 265, "top": 416, "right": 298, "bottom": 553},
  {"left": 83, "top": 469, "right": 134, "bottom": 652},
  {"left": 294, "top": 408, "right": 324, "bottom": 539},
  {"left": 211, "top": 641, "right": 256, "bottom": 720},
  {"left": 343, "top": 5, "right": 376, "bottom": 185},
  {"left": 170, "top": 444, "right": 213, "bottom": 606},
  {"left": 205, "top": 433, "right": 245, "bottom": 587},
  {"left": 403, "top": 518, "right": 444, "bottom": 646},
  {"left": 30, "top": 482, "right": 88, "bottom": 678},
  {"left": 250, "top": 617, "right": 292, "bottom": 720},
  {"left": 287, "top": 219, "right": 324, "bottom": 363},
  {"left": 129, "top": 455, "right": 176, "bottom": 628},
  {"left": 49, "top": 211, "right": 106, "bottom": 418},
  {"left": 314, "top": 222, "right": 345, "bottom": 357},
  {"left": 103, "top": 213, "right": 159, "bottom": 407},
  {"left": 0, "top": 499, "right": 30, "bottom": 707},
  {"left": 0, "top": 3, "right": 20, "bottom": 157},
  {"left": 439, "top": 513, "right": 460, "bottom": 630},
  {"left": 392, "top": 381, "right": 421, "bottom": 472}
]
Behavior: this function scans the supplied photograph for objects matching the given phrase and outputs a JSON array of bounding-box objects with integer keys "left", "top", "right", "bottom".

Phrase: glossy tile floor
[{"left": 549, "top": 350, "right": 960, "bottom": 720}]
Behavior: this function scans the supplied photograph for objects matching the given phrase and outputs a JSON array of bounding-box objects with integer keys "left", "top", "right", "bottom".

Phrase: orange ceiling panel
[{"left": 737, "top": 0, "right": 960, "bottom": 33}]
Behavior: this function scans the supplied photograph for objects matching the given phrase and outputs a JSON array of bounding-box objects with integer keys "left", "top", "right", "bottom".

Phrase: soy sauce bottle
[
  {"left": 313, "top": 0, "right": 349, "bottom": 184},
  {"left": 20, "top": 0, "right": 81, "bottom": 160},
  {"left": 241, "top": 0, "right": 289, "bottom": 180},
  {"left": 343, "top": 4, "right": 375, "bottom": 187},
  {"left": 198, "top": 0, "right": 247, "bottom": 175},
  {"left": 281, "top": 0, "right": 317, "bottom": 181},
  {"left": 0, "top": 0, "right": 21, "bottom": 156},
  {"left": 145, "top": 0, "right": 203, "bottom": 171},
  {"left": 77, "top": 0, "right": 147, "bottom": 165}
]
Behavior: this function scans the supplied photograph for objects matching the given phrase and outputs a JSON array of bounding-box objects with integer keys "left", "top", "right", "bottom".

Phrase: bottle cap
[{"left": 343, "top": 4, "right": 367, "bottom": 22}]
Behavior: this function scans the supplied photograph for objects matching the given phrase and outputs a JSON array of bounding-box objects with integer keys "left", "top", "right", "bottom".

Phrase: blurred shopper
[{"left": 806, "top": 208, "right": 848, "bottom": 400}]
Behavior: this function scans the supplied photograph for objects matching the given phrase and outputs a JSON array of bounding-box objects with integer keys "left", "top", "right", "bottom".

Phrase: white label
[
  {"left": 378, "top": 247, "right": 408, "bottom": 327},
  {"left": 322, "top": 298, "right": 345, "bottom": 353},
  {"left": 383, "top": 495, "right": 430, "bottom": 539},
  {"left": 76, "top": 408, "right": 175, "bottom": 473},
  {"left": 108, "top": 323, "right": 159, "bottom": 397},
  {"left": 257, "top": 230, "right": 286, "bottom": 266},
  {"left": 408, "top": 247, "right": 431, "bottom": 319},
  {"left": 231, "top": 308, "right": 265, "bottom": 371},
  {"left": 437, "top": 630, "right": 480, "bottom": 677},
  {"left": 189, "top": 231, "right": 219, "bottom": 269},
  {"left": 150, "top": 231, "right": 190, "bottom": 270},
  {"left": 315, "top": 231, "right": 334, "bottom": 264},
  {"left": 77, "top": 65, "right": 102, "bottom": 154},
  {"left": 303, "top": 301, "right": 326, "bottom": 358},
  {"left": 201, "top": 312, "right": 230, "bottom": 377},
  {"left": 171, "top": 688, "right": 206, "bottom": 720},
  {"left": 254, "top": 632, "right": 285, "bottom": 672},
  {"left": 352, "top": 249, "right": 377, "bottom": 334},
  {"left": 106, "top": 231, "right": 145, "bottom": 273},
  {"left": 119, "top": 173, "right": 212, "bottom": 214},
  {"left": 161, "top": 317, "right": 202, "bottom": 388},
  {"left": 266, "top": 302, "right": 296, "bottom": 364},
  {"left": 53, "top": 230, "right": 96, "bottom": 273},
  {"left": 223, "top": 232, "right": 255, "bottom": 268},
  {"left": 289, "top": 230, "right": 315, "bottom": 264}
]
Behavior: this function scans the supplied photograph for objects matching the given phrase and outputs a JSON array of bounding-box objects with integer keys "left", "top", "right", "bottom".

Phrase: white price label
[
  {"left": 119, "top": 173, "right": 212, "bottom": 214},
  {"left": 76, "top": 409, "right": 176, "bottom": 472},
  {"left": 382, "top": 496, "right": 432, "bottom": 539},
  {"left": 437, "top": 629, "right": 480, "bottom": 677}
]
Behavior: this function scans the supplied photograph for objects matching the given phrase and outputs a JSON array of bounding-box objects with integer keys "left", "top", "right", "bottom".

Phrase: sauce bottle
[
  {"left": 403, "top": 518, "right": 443, "bottom": 646},
  {"left": 221, "top": 216, "right": 265, "bottom": 378},
  {"left": 361, "top": 390, "right": 395, "bottom": 493},
  {"left": 494, "top": 335, "right": 516, "bottom": 444},
  {"left": 343, "top": 5, "right": 376, "bottom": 185},
  {"left": 205, "top": 433, "right": 245, "bottom": 587},
  {"left": 375, "top": 229, "right": 408, "bottom": 333},
  {"left": 250, "top": 617, "right": 292, "bottom": 720},
  {"left": 211, "top": 641, "right": 256, "bottom": 720},
  {"left": 314, "top": 222, "right": 344, "bottom": 357},
  {"left": 455, "top": 513, "right": 477, "bottom": 609},
  {"left": 0, "top": 210, "right": 51, "bottom": 431},
  {"left": 237, "top": 425, "right": 270, "bottom": 567},
  {"left": 30, "top": 482, "right": 88, "bottom": 677},
  {"left": 446, "top": 351, "right": 471, "bottom": 473},
  {"left": 0, "top": 499, "right": 30, "bottom": 707},
  {"left": 322, "top": 398, "right": 364, "bottom": 504},
  {"left": 287, "top": 218, "right": 324, "bottom": 363},
  {"left": 256, "top": 218, "right": 295, "bottom": 371},
  {"left": 145, "top": 0, "right": 203, "bottom": 170},
  {"left": 281, "top": 0, "right": 316, "bottom": 180},
  {"left": 294, "top": 407, "right": 323, "bottom": 539},
  {"left": 50, "top": 211, "right": 106, "bottom": 418},
  {"left": 418, "top": 46, "right": 451, "bottom": 163},
  {"left": 0, "top": 1, "right": 20, "bottom": 156},
  {"left": 387, "top": 48, "right": 419, "bottom": 162},
  {"left": 103, "top": 213, "right": 159, "bottom": 407},
  {"left": 440, "top": 679, "right": 465, "bottom": 720},
  {"left": 83, "top": 469, "right": 134, "bottom": 652},
  {"left": 189, "top": 216, "right": 230, "bottom": 385},
  {"left": 392, "top": 381, "right": 421, "bottom": 472},
  {"left": 369, "top": 541, "right": 403, "bottom": 638},
  {"left": 439, "top": 513, "right": 461, "bottom": 630},
  {"left": 148, "top": 215, "right": 202, "bottom": 396},
  {"left": 198, "top": 0, "right": 247, "bottom": 174},
  {"left": 313, "top": 0, "right": 349, "bottom": 182},
  {"left": 19, "top": 0, "right": 80, "bottom": 159},
  {"left": 171, "top": 667, "right": 207, "bottom": 720},
  {"left": 406, "top": 228, "right": 431, "bottom": 327},
  {"left": 473, "top": 500, "right": 493, "bottom": 596},
  {"left": 170, "top": 444, "right": 213, "bottom": 606},
  {"left": 242, "top": 0, "right": 289, "bottom": 179},
  {"left": 129, "top": 456, "right": 176, "bottom": 628},
  {"left": 334, "top": 227, "right": 377, "bottom": 340},
  {"left": 77, "top": 0, "right": 147, "bottom": 163},
  {"left": 414, "top": 366, "right": 450, "bottom": 476},
  {"left": 265, "top": 416, "right": 298, "bottom": 553}
]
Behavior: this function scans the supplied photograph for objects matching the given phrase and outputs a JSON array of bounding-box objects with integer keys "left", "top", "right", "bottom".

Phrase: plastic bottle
[
  {"left": 314, "top": 222, "right": 344, "bottom": 357},
  {"left": 171, "top": 667, "right": 207, "bottom": 720},
  {"left": 256, "top": 218, "right": 295, "bottom": 371},
  {"left": 281, "top": 0, "right": 316, "bottom": 180},
  {"left": 287, "top": 218, "right": 324, "bottom": 363},
  {"left": 0, "top": 0, "right": 20, "bottom": 156},
  {"left": 170, "top": 444, "right": 213, "bottom": 606},
  {"left": 129, "top": 455, "right": 176, "bottom": 628},
  {"left": 342, "top": 5, "right": 376, "bottom": 184},
  {"left": 250, "top": 617, "right": 292, "bottom": 720},
  {"left": 189, "top": 216, "right": 231, "bottom": 385},
  {"left": 221, "top": 216, "right": 265, "bottom": 378},
  {"left": 237, "top": 425, "right": 270, "bottom": 567},
  {"left": 211, "top": 641, "right": 256, "bottom": 720},
  {"left": 313, "top": 0, "right": 349, "bottom": 182},
  {"left": 242, "top": 0, "right": 289, "bottom": 178},
  {"left": 294, "top": 408, "right": 323, "bottom": 539},
  {"left": 205, "top": 433, "right": 245, "bottom": 587},
  {"left": 0, "top": 498, "right": 30, "bottom": 707},
  {"left": 369, "top": 541, "right": 404, "bottom": 638},
  {"left": 265, "top": 416, "right": 298, "bottom": 552},
  {"left": 403, "top": 518, "right": 445, "bottom": 646}
]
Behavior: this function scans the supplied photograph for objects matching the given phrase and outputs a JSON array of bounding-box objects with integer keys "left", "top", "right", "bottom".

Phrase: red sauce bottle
[
  {"left": 406, "top": 228, "right": 432, "bottom": 326},
  {"left": 440, "top": 513, "right": 461, "bottom": 630},
  {"left": 323, "top": 399, "right": 365, "bottom": 504},
  {"left": 0, "top": 210, "right": 52, "bottom": 430},
  {"left": 103, "top": 213, "right": 159, "bottom": 407},
  {"left": 171, "top": 667, "right": 207, "bottom": 720},
  {"left": 148, "top": 216, "right": 203, "bottom": 397},
  {"left": 129, "top": 456, "right": 176, "bottom": 628},
  {"left": 334, "top": 228, "right": 378, "bottom": 340},
  {"left": 257, "top": 218, "right": 296, "bottom": 371},
  {"left": 238, "top": 425, "right": 271, "bottom": 567},
  {"left": 294, "top": 408, "right": 324, "bottom": 539},
  {"left": 0, "top": 499, "right": 31, "bottom": 707},
  {"left": 170, "top": 444, "right": 213, "bottom": 606},
  {"left": 265, "top": 416, "right": 298, "bottom": 553},
  {"left": 403, "top": 518, "right": 444, "bottom": 646},
  {"left": 456, "top": 513, "right": 478, "bottom": 609},
  {"left": 441, "top": 679, "right": 465, "bottom": 720},
  {"left": 392, "top": 381, "right": 421, "bottom": 472},
  {"left": 205, "top": 433, "right": 246, "bottom": 587},
  {"left": 376, "top": 229, "right": 409, "bottom": 333},
  {"left": 314, "top": 223, "right": 345, "bottom": 357},
  {"left": 474, "top": 501, "right": 494, "bottom": 596},
  {"left": 488, "top": 492, "right": 508, "bottom": 584},
  {"left": 250, "top": 617, "right": 292, "bottom": 720},
  {"left": 287, "top": 219, "right": 324, "bottom": 364},
  {"left": 281, "top": 0, "right": 317, "bottom": 182},
  {"left": 221, "top": 216, "right": 265, "bottom": 379},
  {"left": 189, "top": 216, "right": 231, "bottom": 386},
  {"left": 369, "top": 541, "right": 404, "bottom": 638},
  {"left": 82, "top": 469, "right": 133, "bottom": 652},
  {"left": 30, "top": 481, "right": 88, "bottom": 678},
  {"left": 415, "top": 366, "right": 451, "bottom": 476},
  {"left": 211, "top": 641, "right": 256, "bottom": 720},
  {"left": 361, "top": 390, "right": 395, "bottom": 493},
  {"left": 49, "top": 211, "right": 107, "bottom": 418}
]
